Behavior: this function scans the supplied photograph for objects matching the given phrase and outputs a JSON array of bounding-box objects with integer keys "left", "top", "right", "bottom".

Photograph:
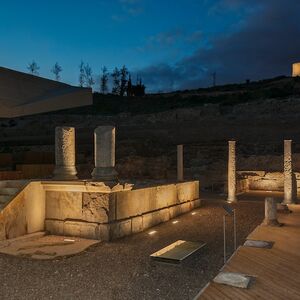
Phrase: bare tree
[
  {"left": 111, "top": 67, "right": 120, "bottom": 95},
  {"left": 84, "top": 63, "right": 95, "bottom": 88},
  {"left": 100, "top": 66, "right": 109, "bottom": 94},
  {"left": 120, "top": 65, "right": 129, "bottom": 96},
  {"left": 51, "top": 62, "right": 62, "bottom": 81},
  {"left": 79, "top": 61, "right": 85, "bottom": 87},
  {"left": 27, "top": 60, "right": 40, "bottom": 75}
]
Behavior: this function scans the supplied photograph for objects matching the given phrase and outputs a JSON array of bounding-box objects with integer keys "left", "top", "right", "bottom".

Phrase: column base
[
  {"left": 283, "top": 198, "right": 296, "bottom": 205},
  {"left": 227, "top": 196, "right": 237, "bottom": 203},
  {"left": 263, "top": 219, "right": 282, "bottom": 227},
  {"left": 91, "top": 167, "right": 118, "bottom": 181},
  {"left": 53, "top": 166, "right": 78, "bottom": 180}
]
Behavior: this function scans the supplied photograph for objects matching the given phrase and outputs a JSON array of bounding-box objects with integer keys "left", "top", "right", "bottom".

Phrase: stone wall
[
  {"left": 0, "top": 182, "right": 45, "bottom": 240},
  {"left": 44, "top": 181, "right": 200, "bottom": 241},
  {"left": 237, "top": 171, "right": 300, "bottom": 193}
]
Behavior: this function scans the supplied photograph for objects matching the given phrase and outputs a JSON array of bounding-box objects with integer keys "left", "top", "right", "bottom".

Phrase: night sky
[{"left": 0, "top": 0, "right": 299, "bottom": 92}]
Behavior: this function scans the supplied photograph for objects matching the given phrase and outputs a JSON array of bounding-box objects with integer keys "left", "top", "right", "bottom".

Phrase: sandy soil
[{"left": 0, "top": 198, "right": 264, "bottom": 300}]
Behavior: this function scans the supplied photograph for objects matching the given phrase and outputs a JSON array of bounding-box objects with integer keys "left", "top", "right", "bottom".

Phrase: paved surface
[
  {"left": 0, "top": 197, "right": 264, "bottom": 300},
  {"left": 198, "top": 204, "right": 300, "bottom": 299},
  {"left": 0, "top": 235, "right": 99, "bottom": 260}
]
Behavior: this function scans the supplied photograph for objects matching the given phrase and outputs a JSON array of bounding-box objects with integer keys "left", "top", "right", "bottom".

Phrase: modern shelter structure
[{"left": 0, "top": 66, "right": 92, "bottom": 118}]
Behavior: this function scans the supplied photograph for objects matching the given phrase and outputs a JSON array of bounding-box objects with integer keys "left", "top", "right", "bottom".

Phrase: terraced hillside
[{"left": 0, "top": 76, "right": 300, "bottom": 190}]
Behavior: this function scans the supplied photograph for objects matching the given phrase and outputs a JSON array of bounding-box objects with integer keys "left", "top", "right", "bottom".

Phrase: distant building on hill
[
  {"left": 292, "top": 62, "right": 300, "bottom": 77},
  {"left": 127, "top": 76, "right": 146, "bottom": 96},
  {"left": 0, "top": 66, "right": 92, "bottom": 118}
]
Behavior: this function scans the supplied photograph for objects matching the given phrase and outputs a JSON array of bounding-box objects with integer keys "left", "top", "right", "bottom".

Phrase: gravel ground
[{"left": 0, "top": 198, "right": 264, "bottom": 300}]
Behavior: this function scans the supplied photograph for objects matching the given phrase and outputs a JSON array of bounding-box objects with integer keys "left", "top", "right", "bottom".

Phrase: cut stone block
[
  {"left": 156, "top": 184, "right": 177, "bottom": 208},
  {"left": 115, "top": 190, "right": 143, "bottom": 220},
  {"left": 169, "top": 205, "right": 182, "bottom": 219},
  {"left": 142, "top": 211, "right": 161, "bottom": 229},
  {"left": 63, "top": 221, "right": 81, "bottom": 237},
  {"left": 193, "top": 199, "right": 202, "bottom": 208},
  {"left": 45, "top": 220, "right": 64, "bottom": 235},
  {"left": 98, "top": 224, "right": 109, "bottom": 241},
  {"left": 110, "top": 219, "right": 132, "bottom": 239},
  {"left": 213, "top": 272, "right": 254, "bottom": 289},
  {"left": 132, "top": 216, "right": 143, "bottom": 233},
  {"left": 181, "top": 202, "right": 191, "bottom": 213},
  {"left": 46, "top": 191, "right": 82, "bottom": 220},
  {"left": 176, "top": 181, "right": 198, "bottom": 202},
  {"left": 159, "top": 208, "right": 170, "bottom": 223}
]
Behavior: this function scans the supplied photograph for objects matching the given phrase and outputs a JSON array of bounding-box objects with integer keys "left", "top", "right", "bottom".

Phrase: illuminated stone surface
[
  {"left": 227, "top": 141, "right": 237, "bottom": 202},
  {"left": 0, "top": 180, "right": 200, "bottom": 242},
  {"left": 92, "top": 126, "right": 118, "bottom": 181},
  {"left": 53, "top": 127, "right": 78, "bottom": 180},
  {"left": 292, "top": 62, "right": 300, "bottom": 77},
  {"left": 284, "top": 140, "right": 295, "bottom": 204}
]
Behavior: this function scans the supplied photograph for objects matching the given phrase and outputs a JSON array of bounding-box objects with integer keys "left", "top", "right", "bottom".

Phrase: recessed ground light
[
  {"left": 148, "top": 231, "right": 157, "bottom": 235},
  {"left": 191, "top": 212, "right": 197, "bottom": 215},
  {"left": 172, "top": 220, "right": 179, "bottom": 224},
  {"left": 64, "top": 238, "right": 75, "bottom": 242}
]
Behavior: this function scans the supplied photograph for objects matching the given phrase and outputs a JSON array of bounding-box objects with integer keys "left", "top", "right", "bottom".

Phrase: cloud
[
  {"left": 138, "top": 29, "right": 204, "bottom": 54},
  {"left": 137, "top": 0, "right": 300, "bottom": 92},
  {"left": 115, "top": 0, "right": 144, "bottom": 19}
]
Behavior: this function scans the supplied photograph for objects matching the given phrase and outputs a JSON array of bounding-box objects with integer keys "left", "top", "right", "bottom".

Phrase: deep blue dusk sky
[{"left": 0, "top": 0, "right": 299, "bottom": 92}]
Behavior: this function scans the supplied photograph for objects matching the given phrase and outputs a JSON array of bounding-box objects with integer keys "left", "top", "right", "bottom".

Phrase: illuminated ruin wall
[{"left": 0, "top": 180, "right": 200, "bottom": 242}]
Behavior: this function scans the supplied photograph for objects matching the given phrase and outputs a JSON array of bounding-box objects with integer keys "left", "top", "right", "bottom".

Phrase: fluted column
[
  {"left": 92, "top": 126, "right": 118, "bottom": 181},
  {"left": 227, "top": 140, "right": 237, "bottom": 202},
  {"left": 283, "top": 140, "right": 295, "bottom": 204},
  {"left": 177, "top": 145, "right": 184, "bottom": 181},
  {"left": 53, "top": 127, "right": 78, "bottom": 180}
]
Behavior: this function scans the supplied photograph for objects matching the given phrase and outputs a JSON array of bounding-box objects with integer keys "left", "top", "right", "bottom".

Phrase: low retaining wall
[
  {"left": 237, "top": 171, "right": 300, "bottom": 192},
  {"left": 0, "top": 182, "right": 45, "bottom": 240},
  {"left": 44, "top": 181, "right": 201, "bottom": 241},
  {"left": 0, "top": 180, "right": 200, "bottom": 242}
]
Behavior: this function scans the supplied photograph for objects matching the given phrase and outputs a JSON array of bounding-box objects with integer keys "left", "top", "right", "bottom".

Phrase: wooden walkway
[{"left": 197, "top": 205, "right": 300, "bottom": 299}]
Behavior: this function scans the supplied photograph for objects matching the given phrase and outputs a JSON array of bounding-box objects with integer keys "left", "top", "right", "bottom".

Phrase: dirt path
[{"left": 0, "top": 199, "right": 264, "bottom": 300}]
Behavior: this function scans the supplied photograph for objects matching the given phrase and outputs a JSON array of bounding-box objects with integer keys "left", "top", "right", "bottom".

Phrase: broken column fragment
[
  {"left": 53, "top": 126, "right": 78, "bottom": 180},
  {"left": 92, "top": 126, "right": 118, "bottom": 181}
]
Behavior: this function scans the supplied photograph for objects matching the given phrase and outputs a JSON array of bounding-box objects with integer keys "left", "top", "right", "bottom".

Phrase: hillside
[{"left": 0, "top": 75, "right": 300, "bottom": 190}]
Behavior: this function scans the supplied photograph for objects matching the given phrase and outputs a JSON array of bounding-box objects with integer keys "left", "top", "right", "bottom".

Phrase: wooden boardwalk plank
[{"left": 197, "top": 205, "right": 300, "bottom": 300}]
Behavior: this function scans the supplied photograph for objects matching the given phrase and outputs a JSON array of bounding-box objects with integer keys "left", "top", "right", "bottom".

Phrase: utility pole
[{"left": 212, "top": 71, "right": 216, "bottom": 87}]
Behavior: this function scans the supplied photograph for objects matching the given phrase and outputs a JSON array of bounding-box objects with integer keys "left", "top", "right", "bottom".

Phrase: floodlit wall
[
  {"left": 44, "top": 181, "right": 201, "bottom": 241},
  {"left": 0, "top": 180, "right": 200, "bottom": 241},
  {"left": 237, "top": 171, "right": 300, "bottom": 193},
  {"left": 0, "top": 182, "right": 45, "bottom": 240}
]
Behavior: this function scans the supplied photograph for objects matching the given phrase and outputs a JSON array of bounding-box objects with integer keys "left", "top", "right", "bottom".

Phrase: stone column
[
  {"left": 177, "top": 145, "right": 184, "bottom": 181},
  {"left": 263, "top": 197, "right": 280, "bottom": 226},
  {"left": 53, "top": 127, "right": 78, "bottom": 180},
  {"left": 227, "top": 140, "right": 237, "bottom": 202},
  {"left": 284, "top": 139, "right": 295, "bottom": 204},
  {"left": 92, "top": 126, "right": 118, "bottom": 181}
]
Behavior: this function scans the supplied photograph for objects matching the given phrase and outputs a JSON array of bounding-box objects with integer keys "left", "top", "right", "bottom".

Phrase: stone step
[
  {"left": 0, "top": 187, "right": 19, "bottom": 195},
  {"left": 0, "top": 195, "right": 11, "bottom": 203},
  {"left": 0, "top": 180, "right": 27, "bottom": 188}
]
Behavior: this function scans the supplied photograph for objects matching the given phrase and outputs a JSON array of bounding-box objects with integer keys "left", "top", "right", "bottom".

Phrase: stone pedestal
[
  {"left": 227, "top": 141, "right": 237, "bottom": 202},
  {"left": 263, "top": 197, "right": 280, "bottom": 226},
  {"left": 53, "top": 127, "right": 78, "bottom": 180},
  {"left": 92, "top": 126, "right": 118, "bottom": 181},
  {"left": 177, "top": 145, "right": 184, "bottom": 181},
  {"left": 283, "top": 140, "right": 295, "bottom": 204}
]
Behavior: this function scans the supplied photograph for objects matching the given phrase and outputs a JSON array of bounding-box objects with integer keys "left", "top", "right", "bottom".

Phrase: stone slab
[{"left": 150, "top": 240, "right": 206, "bottom": 264}]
